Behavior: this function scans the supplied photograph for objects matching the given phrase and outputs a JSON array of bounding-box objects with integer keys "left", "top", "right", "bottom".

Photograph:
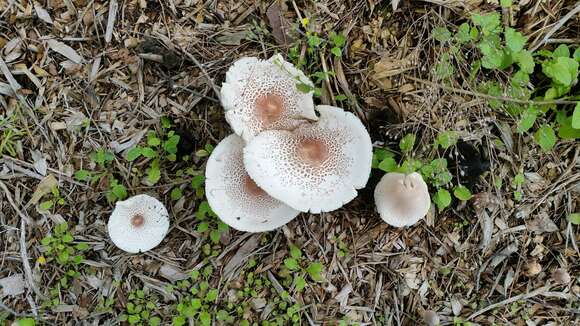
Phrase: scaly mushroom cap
[
  {"left": 205, "top": 134, "right": 300, "bottom": 232},
  {"left": 107, "top": 194, "right": 170, "bottom": 253},
  {"left": 374, "top": 172, "right": 431, "bottom": 227},
  {"left": 221, "top": 54, "right": 318, "bottom": 141},
  {"left": 243, "top": 105, "right": 372, "bottom": 213}
]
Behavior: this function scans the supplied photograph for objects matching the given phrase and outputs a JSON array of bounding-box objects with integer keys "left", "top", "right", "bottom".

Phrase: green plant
[
  {"left": 372, "top": 131, "right": 472, "bottom": 211},
  {"left": 0, "top": 113, "right": 23, "bottom": 156},
  {"left": 126, "top": 128, "right": 180, "bottom": 185},
  {"left": 38, "top": 185, "right": 66, "bottom": 212},
  {"left": 74, "top": 148, "right": 128, "bottom": 203},
  {"left": 119, "top": 288, "right": 162, "bottom": 326},
  {"left": 278, "top": 244, "right": 324, "bottom": 292},
  {"left": 432, "top": 12, "right": 580, "bottom": 152},
  {"left": 512, "top": 172, "right": 525, "bottom": 201}
]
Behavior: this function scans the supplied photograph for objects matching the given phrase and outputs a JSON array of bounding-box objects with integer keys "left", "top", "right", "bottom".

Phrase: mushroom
[
  {"left": 205, "top": 134, "right": 300, "bottom": 232},
  {"left": 374, "top": 172, "right": 431, "bottom": 227},
  {"left": 220, "top": 54, "right": 318, "bottom": 141},
  {"left": 243, "top": 105, "right": 372, "bottom": 213},
  {"left": 107, "top": 194, "right": 169, "bottom": 253}
]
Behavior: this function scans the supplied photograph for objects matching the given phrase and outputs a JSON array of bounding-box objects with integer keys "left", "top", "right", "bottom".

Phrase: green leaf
[
  {"left": 126, "top": 147, "right": 142, "bottom": 161},
  {"left": 209, "top": 230, "right": 221, "bottom": 244},
  {"left": 163, "top": 135, "right": 180, "bottom": 154},
  {"left": 558, "top": 117, "right": 580, "bottom": 139},
  {"left": 296, "top": 82, "right": 314, "bottom": 93},
  {"left": 436, "top": 131, "right": 458, "bottom": 149},
  {"left": 111, "top": 183, "right": 127, "bottom": 200},
  {"left": 335, "top": 94, "right": 348, "bottom": 101},
  {"left": 330, "top": 32, "right": 346, "bottom": 47},
  {"left": 75, "top": 243, "right": 89, "bottom": 251},
  {"left": 514, "top": 50, "right": 534, "bottom": 73},
  {"left": 200, "top": 311, "right": 211, "bottom": 326},
  {"left": 62, "top": 234, "right": 74, "bottom": 243},
  {"left": 289, "top": 245, "right": 302, "bottom": 259},
  {"left": 433, "top": 26, "right": 452, "bottom": 42},
  {"left": 294, "top": 275, "right": 306, "bottom": 292},
  {"left": 191, "top": 175, "right": 205, "bottom": 189},
  {"left": 147, "top": 136, "right": 161, "bottom": 147},
  {"left": 378, "top": 157, "right": 397, "bottom": 172},
  {"left": 399, "top": 134, "right": 416, "bottom": 153},
  {"left": 534, "top": 124, "right": 557, "bottom": 152},
  {"left": 500, "top": 0, "right": 512, "bottom": 7},
  {"left": 306, "top": 262, "right": 324, "bottom": 282},
  {"left": 542, "top": 57, "right": 579, "bottom": 86},
  {"left": 553, "top": 44, "right": 570, "bottom": 58},
  {"left": 170, "top": 187, "right": 183, "bottom": 201},
  {"left": 74, "top": 169, "right": 91, "bottom": 182},
  {"left": 455, "top": 23, "right": 472, "bottom": 44},
  {"left": 568, "top": 213, "right": 580, "bottom": 225},
  {"left": 147, "top": 160, "right": 161, "bottom": 184},
  {"left": 17, "top": 318, "right": 36, "bottom": 326},
  {"left": 148, "top": 317, "right": 161, "bottom": 326},
  {"left": 471, "top": 12, "right": 501, "bottom": 36},
  {"left": 517, "top": 106, "right": 539, "bottom": 133},
  {"left": 284, "top": 258, "right": 300, "bottom": 271},
  {"left": 572, "top": 102, "right": 580, "bottom": 129},
  {"left": 433, "top": 188, "right": 452, "bottom": 211},
  {"left": 574, "top": 47, "right": 580, "bottom": 61},
  {"left": 141, "top": 147, "right": 157, "bottom": 159},
  {"left": 453, "top": 185, "right": 472, "bottom": 201},
  {"left": 205, "top": 288, "right": 218, "bottom": 302},
  {"left": 505, "top": 27, "right": 527, "bottom": 53},
  {"left": 39, "top": 200, "right": 54, "bottom": 211},
  {"left": 331, "top": 47, "right": 342, "bottom": 57}
]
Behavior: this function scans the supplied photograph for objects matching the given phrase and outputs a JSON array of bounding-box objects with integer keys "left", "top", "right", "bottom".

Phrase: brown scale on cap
[
  {"left": 297, "top": 139, "right": 328, "bottom": 167},
  {"left": 131, "top": 214, "right": 145, "bottom": 227},
  {"left": 243, "top": 174, "right": 266, "bottom": 197},
  {"left": 255, "top": 94, "right": 283, "bottom": 126}
]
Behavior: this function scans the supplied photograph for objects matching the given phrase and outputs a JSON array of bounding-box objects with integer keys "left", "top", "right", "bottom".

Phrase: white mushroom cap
[
  {"left": 221, "top": 54, "right": 318, "bottom": 141},
  {"left": 107, "top": 194, "right": 169, "bottom": 253},
  {"left": 205, "top": 134, "right": 300, "bottom": 232},
  {"left": 374, "top": 172, "right": 431, "bottom": 227},
  {"left": 243, "top": 105, "right": 372, "bottom": 213}
]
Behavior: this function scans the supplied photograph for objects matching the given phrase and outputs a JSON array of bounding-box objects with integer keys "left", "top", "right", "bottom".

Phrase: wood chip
[
  {"left": 0, "top": 274, "right": 26, "bottom": 297},
  {"left": 105, "top": 0, "right": 118, "bottom": 43}
]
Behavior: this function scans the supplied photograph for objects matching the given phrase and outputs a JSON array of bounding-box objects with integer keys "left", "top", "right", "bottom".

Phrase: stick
[
  {"left": 467, "top": 285, "right": 550, "bottom": 320},
  {"left": 406, "top": 75, "right": 579, "bottom": 105},
  {"left": 530, "top": 2, "right": 580, "bottom": 52}
]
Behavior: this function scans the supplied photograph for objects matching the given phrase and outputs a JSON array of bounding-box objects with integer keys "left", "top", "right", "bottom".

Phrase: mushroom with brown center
[
  {"left": 205, "top": 134, "right": 300, "bottom": 232},
  {"left": 220, "top": 54, "right": 318, "bottom": 141},
  {"left": 107, "top": 194, "right": 170, "bottom": 253},
  {"left": 243, "top": 105, "right": 373, "bottom": 213},
  {"left": 374, "top": 172, "right": 431, "bottom": 227}
]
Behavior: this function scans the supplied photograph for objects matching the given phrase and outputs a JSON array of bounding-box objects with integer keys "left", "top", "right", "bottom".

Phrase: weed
[
  {"left": 278, "top": 244, "right": 324, "bottom": 292},
  {"left": 431, "top": 12, "right": 580, "bottom": 152},
  {"left": 119, "top": 288, "right": 162, "bottom": 326}
]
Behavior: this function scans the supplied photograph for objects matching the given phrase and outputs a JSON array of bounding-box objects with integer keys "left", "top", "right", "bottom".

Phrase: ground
[{"left": 0, "top": 0, "right": 579, "bottom": 325}]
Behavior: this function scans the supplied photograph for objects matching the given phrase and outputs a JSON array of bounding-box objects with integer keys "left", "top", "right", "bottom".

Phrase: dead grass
[{"left": 1, "top": 0, "right": 579, "bottom": 325}]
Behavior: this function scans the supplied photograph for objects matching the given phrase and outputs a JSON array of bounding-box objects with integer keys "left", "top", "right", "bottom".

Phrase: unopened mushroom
[
  {"left": 205, "top": 134, "right": 300, "bottom": 232},
  {"left": 374, "top": 172, "right": 431, "bottom": 227},
  {"left": 243, "top": 105, "right": 372, "bottom": 213},
  {"left": 220, "top": 54, "right": 318, "bottom": 141},
  {"left": 107, "top": 194, "right": 169, "bottom": 253}
]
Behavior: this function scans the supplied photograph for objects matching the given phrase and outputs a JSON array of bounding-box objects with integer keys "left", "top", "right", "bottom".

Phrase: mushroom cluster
[{"left": 207, "top": 54, "right": 373, "bottom": 232}]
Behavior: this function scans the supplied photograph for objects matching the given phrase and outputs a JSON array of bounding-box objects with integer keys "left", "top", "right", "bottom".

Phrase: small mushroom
[
  {"left": 243, "top": 105, "right": 372, "bottom": 213},
  {"left": 107, "top": 194, "right": 170, "bottom": 253},
  {"left": 374, "top": 172, "right": 431, "bottom": 227},
  {"left": 221, "top": 54, "right": 317, "bottom": 141},
  {"left": 205, "top": 134, "right": 300, "bottom": 232}
]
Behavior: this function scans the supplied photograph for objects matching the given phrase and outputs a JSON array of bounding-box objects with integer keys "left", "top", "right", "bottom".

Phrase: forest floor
[{"left": 1, "top": 0, "right": 579, "bottom": 325}]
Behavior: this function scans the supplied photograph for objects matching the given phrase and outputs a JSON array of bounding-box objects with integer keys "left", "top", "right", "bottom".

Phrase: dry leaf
[
  {"left": 0, "top": 274, "right": 25, "bottom": 297},
  {"left": 47, "top": 39, "right": 84, "bottom": 63},
  {"left": 266, "top": 2, "right": 293, "bottom": 47},
  {"left": 34, "top": 3, "right": 53, "bottom": 24},
  {"left": 27, "top": 174, "right": 58, "bottom": 206}
]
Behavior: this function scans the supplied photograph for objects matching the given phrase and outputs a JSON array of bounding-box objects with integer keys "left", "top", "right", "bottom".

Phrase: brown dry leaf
[
  {"left": 34, "top": 2, "right": 53, "bottom": 24},
  {"left": 527, "top": 213, "right": 559, "bottom": 234},
  {"left": 27, "top": 174, "right": 58, "bottom": 206},
  {"left": 47, "top": 39, "right": 84, "bottom": 63},
  {"left": 372, "top": 52, "right": 418, "bottom": 89},
  {"left": 266, "top": 2, "right": 293, "bottom": 47}
]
